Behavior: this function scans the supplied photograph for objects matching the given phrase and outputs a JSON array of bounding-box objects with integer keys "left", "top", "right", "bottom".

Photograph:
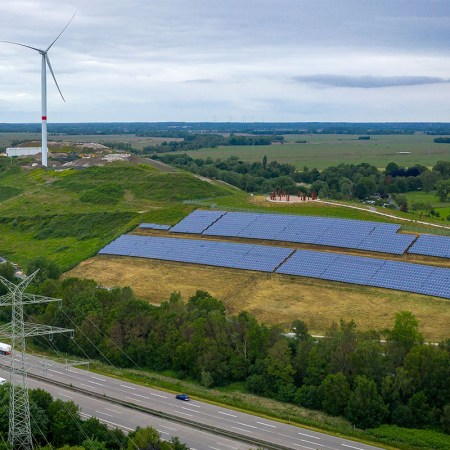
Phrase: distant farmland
[
  {"left": 179, "top": 134, "right": 450, "bottom": 169},
  {"left": 0, "top": 132, "right": 182, "bottom": 151}
]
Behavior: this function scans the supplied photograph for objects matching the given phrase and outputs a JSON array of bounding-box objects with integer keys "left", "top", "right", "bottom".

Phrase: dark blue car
[{"left": 175, "top": 393, "right": 190, "bottom": 401}]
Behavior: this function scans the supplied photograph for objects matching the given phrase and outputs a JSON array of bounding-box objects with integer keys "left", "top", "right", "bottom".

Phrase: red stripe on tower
[{"left": 42, "top": 116, "right": 47, "bottom": 120}]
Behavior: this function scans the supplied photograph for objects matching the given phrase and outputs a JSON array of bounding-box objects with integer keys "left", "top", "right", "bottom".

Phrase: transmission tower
[{"left": 0, "top": 272, "right": 73, "bottom": 450}]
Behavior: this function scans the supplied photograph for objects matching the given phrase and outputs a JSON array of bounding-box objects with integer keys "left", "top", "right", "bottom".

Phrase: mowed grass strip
[{"left": 66, "top": 256, "right": 450, "bottom": 342}]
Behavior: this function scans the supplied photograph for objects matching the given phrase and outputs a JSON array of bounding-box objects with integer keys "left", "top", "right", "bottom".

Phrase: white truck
[{"left": 0, "top": 342, "right": 11, "bottom": 355}]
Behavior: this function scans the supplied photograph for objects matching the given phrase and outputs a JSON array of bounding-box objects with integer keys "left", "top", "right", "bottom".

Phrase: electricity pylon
[{"left": 0, "top": 272, "right": 73, "bottom": 450}]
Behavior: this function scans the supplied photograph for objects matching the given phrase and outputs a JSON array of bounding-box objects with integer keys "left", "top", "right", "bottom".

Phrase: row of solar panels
[
  {"left": 408, "top": 234, "right": 450, "bottom": 259},
  {"left": 168, "top": 210, "right": 450, "bottom": 259},
  {"left": 140, "top": 210, "right": 450, "bottom": 258},
  {"left": 169, "top": 210, "right": 414, "bottom": 255},
  {"left": 100, "top": 235, "right": 293, "bottom": 273},
  {"left": 140, "top": 223, "right": 171, "bottom": 230},
  {"left": 99, "top": 235, "right": 450, "bottom": 299}
]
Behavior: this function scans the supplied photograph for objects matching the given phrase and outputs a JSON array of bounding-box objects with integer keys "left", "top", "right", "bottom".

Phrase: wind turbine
[{"left": 1, "top": 14, "right": 75, "bottom": 166}]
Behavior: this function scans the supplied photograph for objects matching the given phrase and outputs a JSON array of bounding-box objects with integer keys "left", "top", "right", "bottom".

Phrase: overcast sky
[{"left": 1, "top": 0, "right": 450, "bottom": 123}]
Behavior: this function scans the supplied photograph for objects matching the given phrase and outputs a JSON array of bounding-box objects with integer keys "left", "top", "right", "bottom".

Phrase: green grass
[
  {"left": 0, "top": 157, "right": 447, "bottom": 270},
  {"left": 404, "top": 191, "right": 450, "bottom": 220},
  {"left": 0, "top": 160, "right": 229, "bottom": 269},
  {"left": 368, "top": 425, "right": 450, "bottom": 450},
  {"left": 179, "top": 134, "right": 449, "bottom": 169},
  {"left": 0, "top": 185, "right": 22, "bottom": 201}
]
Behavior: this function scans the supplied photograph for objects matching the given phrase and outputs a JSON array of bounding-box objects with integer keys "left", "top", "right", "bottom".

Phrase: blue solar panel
[
  {"left": 170, "top": 210, "right": 227, "bottom": 234},
  {"left": 408, "top": 234, "right": 450, "bottom": 259},
  {"left": 139, "top": 223, "right": 171, "bottom": 230},
  {"left": 179, "top": 210, "right": 413, "bottom": 255},
  {"left": 99, "top": 235, "right": 450, "bottom": 299},
  {"left": 99, "top": 235, "right": 293, "bottom": 273},
  {"left": 276, "top": 250, "right": 450, "bottom": 299}
]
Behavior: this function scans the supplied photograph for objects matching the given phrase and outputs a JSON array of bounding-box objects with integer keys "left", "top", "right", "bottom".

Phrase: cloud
[
  {"left": 293, "top": 74, "right": 450, "bottom": 88},
  {"left": 183, "top": 79, "right": 215, "bottom": 84}
]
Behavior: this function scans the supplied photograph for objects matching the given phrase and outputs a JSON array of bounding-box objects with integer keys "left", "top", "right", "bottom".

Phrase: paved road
[{"left": 1, "top": 354, "right": 384, "bottom": 450}]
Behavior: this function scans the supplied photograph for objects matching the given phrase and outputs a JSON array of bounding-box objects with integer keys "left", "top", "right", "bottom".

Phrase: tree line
[
  {"left": 0, "top": 385, "right": 189, "bottom": 450},
  {"left": 20, "top": 276, "right": 449, "bottom": 434},
  {"left": 153, "top": 153, "right": 450, "bottom": 206}
]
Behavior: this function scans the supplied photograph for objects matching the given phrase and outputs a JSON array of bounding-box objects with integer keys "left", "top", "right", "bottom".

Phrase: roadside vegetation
[
  {"left": 0, "top": 159, "right": 226, "bottom": 269},
  {"left": 16, "top": 274, "right": 448, "bottom": 449},
  {"left": 0, "top": 384, "right": 190, "bottom": 449}
]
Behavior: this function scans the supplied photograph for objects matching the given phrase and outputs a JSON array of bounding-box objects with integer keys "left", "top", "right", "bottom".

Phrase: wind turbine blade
[
  {"left": 0, "top": 40, "right": 41, "bottom": 53},
  {"left": 46, "top": 12, "right": 76, "bottom": 52},
  {"left": 45, "top": 54, "right": 65, "bottom": 102}
]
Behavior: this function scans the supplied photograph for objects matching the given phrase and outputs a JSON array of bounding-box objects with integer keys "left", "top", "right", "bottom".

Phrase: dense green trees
[
  {"left": 154, "top": 154, "right": 450, "bottom": 211},
  {"left": 0, "top": 385, "right": 188, "bottom": 449},
  {"left": 27, "top": 279, "right": 450, "bottom": 433}
]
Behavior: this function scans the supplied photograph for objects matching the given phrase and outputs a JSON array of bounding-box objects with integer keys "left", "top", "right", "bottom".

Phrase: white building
[{"left": 6, "top": 147, "right": 41, "bottom": 157}]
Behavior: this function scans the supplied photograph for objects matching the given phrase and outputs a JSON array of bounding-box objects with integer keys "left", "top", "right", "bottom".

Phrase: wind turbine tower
[{"left": 1, "top": 14, "right": 75, "bottom": 167}]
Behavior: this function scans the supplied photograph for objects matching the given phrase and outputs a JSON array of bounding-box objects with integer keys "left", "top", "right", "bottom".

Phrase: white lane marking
[
  {"left": 80, "top": 383, "right": 94, "bottom": 389},
  {"left": 95, "top": 411, "right": 113, "bottom": 417},
  {"left": 150, "top": 392, "right": 167, "bottom": 398},
  {"left": 125, "top": 396, "right": 141, "bottom": 402},
  {"left": 231, "top": 426, "right": 252, "bottom": 434},
  {"left": 209, "top": 447, "right": 221, "bottom": 450},
  {"left": 91, "top": 376, "right": 106, "bottom": 381},
  {"left": 159, "top": 425, "right": 177, "bottom": 431},
  {"left": 291, "top": 444, "right": 315, "bottom": 450},
  {"left": 187, "top": 403, "right": 201, "bottom": 408},
  {"left": 299, "top": 432, "right": 320, "bottom": 439},
  {"left": 132, "top": 393, "right": 151, "bottom": 400},
  {"left": 342, "top": 445, "right": 365, "bottom": 450},
  {"left": 157, "top": 430, "right": 169, "bottom": 435},
  {"left": 301, "top": 439, "right": 326, "bottom": 447},
  {"left": 85, "top": 380, "right": 105, "bottom": 386},
  {"left": 256, "top": 421, "right": 277, "bottom": 428},
  {"left": 181, "top": 406, "right": 202, "bottom": 413},
  {"left": 174, "top": 410, "right": 192, "bottom": 417},
  {"left": 235, "top": 422, "right": 257, "bottom": 429},
  {"left": 101, "top": 419, "right": 134, "bottom": 431},
  {"left": 48, "top": 370, "right": 63, "bottom": 374},
  {"left": 216, "top": 443, "right": 238, "bottom": 449},
  {"left": 56, "top": 393, "right": 73, "bottom": 399},
  {"left": 120, "top": 384, "right": 135, "bottom": 390},
  {"left": 218, "top": 411, "right": 237, "bottom": 418},
  {"left": 104, "top": 408, "right": 120, "bottom": 414}
]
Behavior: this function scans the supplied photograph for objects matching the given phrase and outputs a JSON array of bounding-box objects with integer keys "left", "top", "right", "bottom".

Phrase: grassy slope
[
  {"left": 0, "top": 161, "right": 228, "bottom": 269},
  {"left": 1, "top": 159, "right": 448, "bottom": 271}
]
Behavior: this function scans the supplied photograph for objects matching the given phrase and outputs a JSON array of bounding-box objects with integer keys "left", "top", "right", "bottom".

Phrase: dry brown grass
[{"left": 66, "top": 255, "right": 450, "bottom": 341}]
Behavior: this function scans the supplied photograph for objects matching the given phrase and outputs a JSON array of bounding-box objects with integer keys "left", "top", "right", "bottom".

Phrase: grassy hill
[
  {"left": 0, "top": 158, "right": 447, "bottom": 271},
  {"left": 0, "top": 160, "right": 229, "bottom": 269}
]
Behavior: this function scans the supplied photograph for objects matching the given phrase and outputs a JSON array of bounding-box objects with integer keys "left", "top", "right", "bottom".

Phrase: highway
[{"left": 1, "top": 354, "right": 384, "bottom": 450}]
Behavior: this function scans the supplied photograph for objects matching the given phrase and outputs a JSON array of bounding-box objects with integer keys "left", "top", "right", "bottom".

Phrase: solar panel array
[
  {"left": 276, "top": 250, "right": 450, "bottom": 299},
  {"left": 170, "top": 210, "right": 226, "bottom": 234},
  {"left": 139, "top": 223, "right": 171, "bottom": 230},
  {"left": 99, "top": 235, "right": 293, "bottom": 272},
  {"left": 183, "top": 211, "right": 415, "bottom": 255},
  {"left": 408, "top": 234, "right": 450, "bottom": 259},
  {"left": 99, "top": 234, "right": 450, "bottom": 299}
]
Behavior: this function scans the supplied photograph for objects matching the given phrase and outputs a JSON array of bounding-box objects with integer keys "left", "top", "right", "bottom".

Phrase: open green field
[
  {"left": 404, "top": 191, "right": 450, "bottom": 220},
  {"left": 180, "top": 134, "right": 450, "bottom": 169}
]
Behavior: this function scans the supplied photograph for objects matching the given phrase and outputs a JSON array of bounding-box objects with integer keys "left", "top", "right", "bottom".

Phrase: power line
[{"left": 0, "top": 272, "right": 73, "bottom": 450}]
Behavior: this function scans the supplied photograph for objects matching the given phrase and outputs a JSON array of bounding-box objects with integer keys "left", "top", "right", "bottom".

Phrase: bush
[
  {"left": 27, "top": 257, "right": 61, "bottom": 283},
  {"left": 368, "top": 424, "right": 450, "bottom": 450}
]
